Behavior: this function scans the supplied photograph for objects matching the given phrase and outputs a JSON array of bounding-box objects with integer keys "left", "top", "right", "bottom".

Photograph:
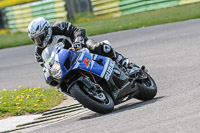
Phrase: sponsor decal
[
  {"left": 66, "top": 22, "right": 71, "bottom": 31},
  {"left": 105, "top": 61, "right": 115, "bottom": 81},
  {"left": 58, "top": 22, "right": 65, "bottom": 30},
  {"left": 82, "top": 57, "right": 90, "bottom": 68},
  {"left": 35, "top": 52, "right": 41, "bottom": 61},
  {"left": 133, "top": 67, "right": 137, "bottom": 70}
]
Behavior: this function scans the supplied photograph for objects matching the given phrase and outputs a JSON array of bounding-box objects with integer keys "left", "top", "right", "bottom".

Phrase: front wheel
[
  {"left": 135, "top": 73, "right": 157, "bottom": 101},
  {"left": 70, "top": 83, "right": 114, "bottom": 114}
]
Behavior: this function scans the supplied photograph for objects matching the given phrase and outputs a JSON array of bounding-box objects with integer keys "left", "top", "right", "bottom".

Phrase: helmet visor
[{"left": 31, "top": 31, "right": 47, "bottom": 48}]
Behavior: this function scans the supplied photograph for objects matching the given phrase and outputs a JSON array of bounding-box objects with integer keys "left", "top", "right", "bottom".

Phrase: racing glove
[
  {"left": 73, "top": 36, "right": 85, "bottom": 50},
  {"left": 73, "top": 42, "right": 83, "bottom": 50}
]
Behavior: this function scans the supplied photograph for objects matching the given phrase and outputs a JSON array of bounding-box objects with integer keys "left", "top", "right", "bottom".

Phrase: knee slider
[
  {"left": 103, "top": 44, "right": 112, "bottom": 54},
  {"left": 100, "top": 40, "right": 114, "bottom": 57}
]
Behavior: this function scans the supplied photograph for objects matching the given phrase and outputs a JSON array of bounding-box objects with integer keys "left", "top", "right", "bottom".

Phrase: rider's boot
[
  {"left": 114, "top": 52, "right": 137, "bottom": 74},
  {"left": 100, "top": 40, "right": 137, "bottom": 74}
]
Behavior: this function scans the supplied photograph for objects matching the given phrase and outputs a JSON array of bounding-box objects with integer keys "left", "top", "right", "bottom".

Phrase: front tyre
[
  {"left": 135, "top": 73, "right": 157, "bottom": 101},
  {"left": 70, "top": 83, "right": 114, "bottom": 114}
]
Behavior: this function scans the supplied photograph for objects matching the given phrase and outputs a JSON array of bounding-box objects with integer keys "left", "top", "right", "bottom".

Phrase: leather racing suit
[{"left": 34, "top": 21, "right": 120, "bottom": 86}]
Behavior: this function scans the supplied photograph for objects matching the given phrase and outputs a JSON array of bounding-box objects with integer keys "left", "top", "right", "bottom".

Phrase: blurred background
[{"left": 0, "top": 0, "right": 199, "bottom": 33}]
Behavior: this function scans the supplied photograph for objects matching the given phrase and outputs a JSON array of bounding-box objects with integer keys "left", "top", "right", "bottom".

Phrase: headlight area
[{"left": 50, "top": 61, "right": 62, "bottom": 79}]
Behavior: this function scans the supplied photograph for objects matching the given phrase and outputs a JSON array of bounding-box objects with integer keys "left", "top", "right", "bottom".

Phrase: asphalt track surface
[{"left": 1, "top": 19, "right": 200, "bottom": 133}]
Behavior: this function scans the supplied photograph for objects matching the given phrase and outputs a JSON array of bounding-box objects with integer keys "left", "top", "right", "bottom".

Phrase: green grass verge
[
  {"left": 0, "top": 32, "right": 32, "bottom": 49},
  {"left": 76, "top": 3, "right": 200, "bottom": 35},
  {"left": 0, "top": 3, "right": 200, "bottom": 49},
  {"left": 0, "top": 87, "right": 65, "bottom": 119}
]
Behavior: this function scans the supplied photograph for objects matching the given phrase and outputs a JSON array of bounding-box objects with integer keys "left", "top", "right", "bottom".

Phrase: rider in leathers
[{"left": 28, "top": 17, "right": 135, "bottom": 86}]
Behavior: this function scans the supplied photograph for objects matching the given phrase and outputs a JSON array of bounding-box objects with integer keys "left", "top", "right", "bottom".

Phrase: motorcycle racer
[{"left": 28, "top": 17, "right": 135, "bottom": 86}]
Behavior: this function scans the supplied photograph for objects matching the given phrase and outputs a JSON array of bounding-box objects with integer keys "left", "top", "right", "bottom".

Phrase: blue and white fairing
[{"left": 56, "top": 48, "right": 114, "bottom": 80}]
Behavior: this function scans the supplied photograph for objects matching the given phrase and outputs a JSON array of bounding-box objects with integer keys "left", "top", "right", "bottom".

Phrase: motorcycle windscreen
[{"left": 42, "top": 44, "right": 56, "bottom": 63}]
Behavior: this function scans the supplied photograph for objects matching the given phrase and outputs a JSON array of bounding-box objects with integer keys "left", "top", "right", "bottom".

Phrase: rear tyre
[
  {"left": 135, "top": 73, "right": 157, "bottom": 101},
  {"left": 70, "top": 83, "right": 114, "bottom": 114}
]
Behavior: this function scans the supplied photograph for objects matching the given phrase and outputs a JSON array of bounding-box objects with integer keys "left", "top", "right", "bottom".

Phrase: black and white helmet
[{"left": 28, "top": 17, "right": 52, "bottom": 48}]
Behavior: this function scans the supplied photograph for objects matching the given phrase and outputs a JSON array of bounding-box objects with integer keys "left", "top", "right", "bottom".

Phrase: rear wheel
[
  {"left": 135, "top": 73, "right": 157, "bottom": 101},
  {"left": 70, "top": 83, "right": 114, "bottom": 114}
]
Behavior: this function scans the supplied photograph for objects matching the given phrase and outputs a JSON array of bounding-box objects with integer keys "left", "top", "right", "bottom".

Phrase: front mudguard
[
  {"left": 67, "top": 76, "right": 114, "bottom": 100},
  {"left": 67, "top": 76, "right": 98, "bottom": 93}
]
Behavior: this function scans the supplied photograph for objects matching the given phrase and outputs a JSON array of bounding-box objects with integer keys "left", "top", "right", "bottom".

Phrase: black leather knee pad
[{"left": 85, "top": 39, "right": 115, "bottom": 58}]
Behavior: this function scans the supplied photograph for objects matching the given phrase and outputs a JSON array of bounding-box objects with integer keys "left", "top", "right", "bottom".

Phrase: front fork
[{"left": 68, "top": 76, "right": 109, "bottom": 103}]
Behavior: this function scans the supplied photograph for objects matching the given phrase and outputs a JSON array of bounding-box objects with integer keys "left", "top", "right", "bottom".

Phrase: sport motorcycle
[{"left": 42, "top": 41, "right": 157, "bottom": 114}]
